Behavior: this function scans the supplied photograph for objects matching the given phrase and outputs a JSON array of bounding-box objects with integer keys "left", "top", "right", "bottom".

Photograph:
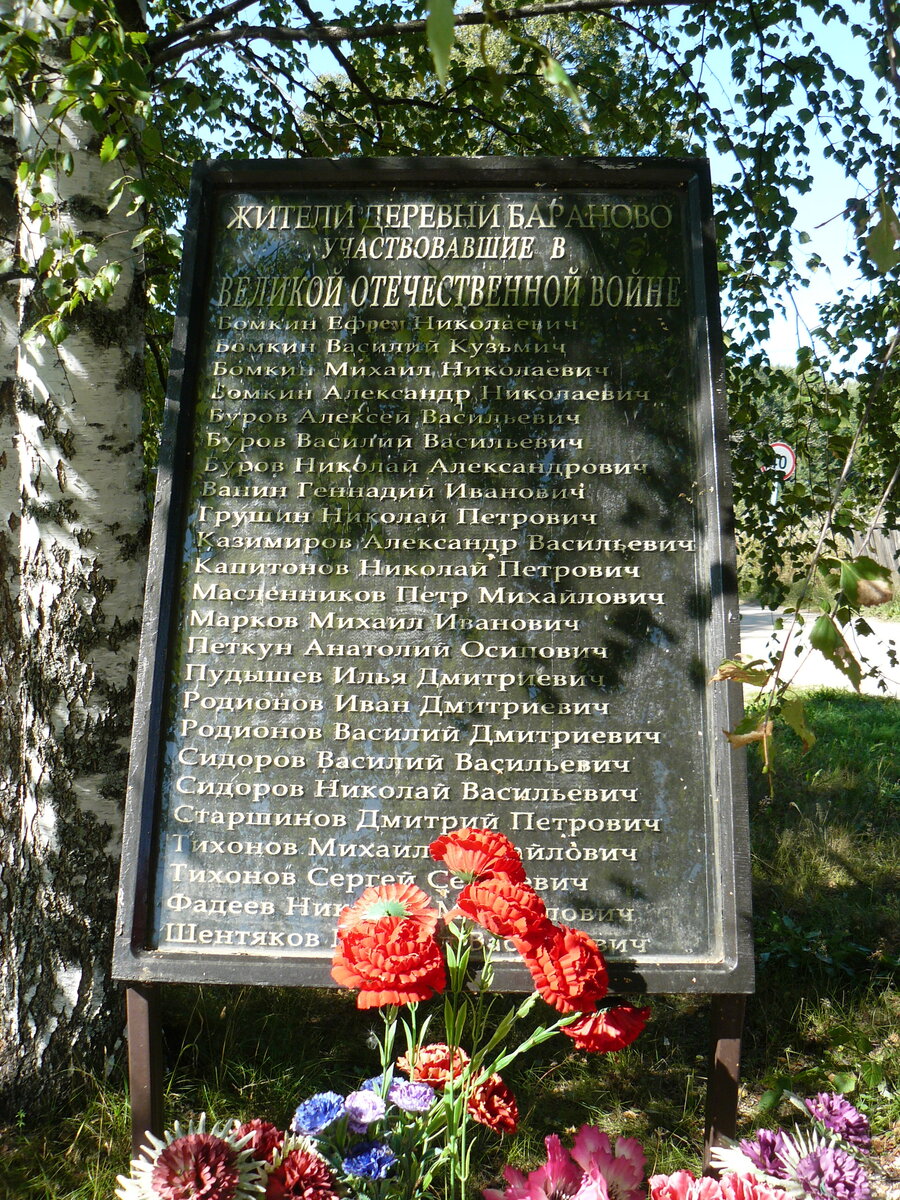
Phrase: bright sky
[{"left": 757, "top": 151, "right": 876, "bottom": 367}]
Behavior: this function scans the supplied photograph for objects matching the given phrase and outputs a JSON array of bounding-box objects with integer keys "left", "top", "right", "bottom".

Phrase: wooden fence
[{"left": 849, "top": 526, "right": 900, "bottom": 574}]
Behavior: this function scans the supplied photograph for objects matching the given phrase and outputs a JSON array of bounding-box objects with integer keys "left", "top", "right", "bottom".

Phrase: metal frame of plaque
[{"left": 114, "top": 158, "right": 753, "bottom": 1002}]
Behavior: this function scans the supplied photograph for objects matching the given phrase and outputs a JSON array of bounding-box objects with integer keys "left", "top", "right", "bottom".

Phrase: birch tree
[{"left": 0, "top": 0, "right": 147, "bottom": 1113}]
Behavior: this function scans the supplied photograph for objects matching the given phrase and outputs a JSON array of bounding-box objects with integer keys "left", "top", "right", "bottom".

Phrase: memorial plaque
[{"left": 114, "top": 157, "right": 752, "bottom": 994}]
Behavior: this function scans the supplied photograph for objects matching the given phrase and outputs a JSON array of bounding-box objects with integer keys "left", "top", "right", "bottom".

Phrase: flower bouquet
[
  {"left": 116, "top": 828, "right": 649, "bottom": 1199},
  {"left": 709, "top": 1090, "right": 880, "bottom": 1200},
  {"left": 486, "top": 1090, "right": 882, "bottom": 1200}
]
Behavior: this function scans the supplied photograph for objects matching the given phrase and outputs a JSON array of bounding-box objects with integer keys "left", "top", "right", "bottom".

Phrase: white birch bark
[
  {"left": 0, "top": 0, "right": 147, "bottom": 1113},
  {"left": 0, "top": 92, "right": 25, "bottom": 1114}
]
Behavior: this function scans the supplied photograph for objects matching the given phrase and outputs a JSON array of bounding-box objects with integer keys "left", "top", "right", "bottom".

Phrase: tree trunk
[{"left": 0, "top": 0, "right": 147, "bottom": 1116}]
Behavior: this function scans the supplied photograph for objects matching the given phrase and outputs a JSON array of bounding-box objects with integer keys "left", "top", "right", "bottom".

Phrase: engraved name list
[{"left": 115, "top": 161, "right": 750, "bottom": 993}]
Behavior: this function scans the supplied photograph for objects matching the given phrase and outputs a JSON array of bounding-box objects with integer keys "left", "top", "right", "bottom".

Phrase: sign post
[{"left": 767, "top": 440, "right": 796, "bottom": 513}]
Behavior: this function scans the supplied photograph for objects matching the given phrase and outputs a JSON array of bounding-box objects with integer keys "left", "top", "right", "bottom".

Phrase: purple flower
[
  {"left": 740, "top": 1129, "right": 793, "bottom": 1179},
  {"left": 388, "top": 1078, "right": 437, "bottom": 1113},
  {"left": 291, "top": 1091, "right": 345, "bottom": 1136},
  {"left": 342, "top": 1139, "right": 397, "bottom": 1180},
  {"left": 345, "top": 1089, "right": 386, "bottom": 1133},
  {"left": 805, "top": 1094, "right": 872, "bottom": 1151},
  {"left": 795, "top": 1143, "right": 871, "bottom": 1200}
]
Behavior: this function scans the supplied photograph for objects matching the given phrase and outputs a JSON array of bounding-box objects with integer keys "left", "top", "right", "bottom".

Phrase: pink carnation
[
  {"left": 720, "top": 1175, "right": 791, "bottom": 1200},
  {"left": 571, "top": 1127, "right": 645, "bottom": 1200},
  {"left": 649, "top": 1170, "right": 724, "bottom": 1200},
  {"left": 650, "top": 1170, "right": 788, "bottom": 1200}
]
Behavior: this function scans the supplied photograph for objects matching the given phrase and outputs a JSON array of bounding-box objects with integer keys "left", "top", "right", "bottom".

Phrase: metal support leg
[
  {"left": 126, "top": 984, "right": 164, "bottom": 1160},
  {"left": 703, "top": 993, "right": 746, "bottom": 1174}
]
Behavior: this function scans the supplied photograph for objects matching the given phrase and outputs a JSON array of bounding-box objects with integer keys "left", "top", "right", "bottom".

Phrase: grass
[
  {"left": 1, "top": 689, "right": 898, "bottom": 1198},
  {"left": 749, "top": 690, "right": 900, "bottom": 965}
]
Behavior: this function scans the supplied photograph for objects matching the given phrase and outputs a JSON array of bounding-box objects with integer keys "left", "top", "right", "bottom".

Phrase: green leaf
[
  {"left": 141, "top": 125, "right": 163, "bottom": 158},
  {"left": 541, "top": 54, "right": 582, "bottom": 110},
  {"left": 118, "top": 56, "right": 151, "bottom": 99},
  {"left": 426, "top": 0, "right": 455, "bottom": 86},
  {"left": 780, "top": 697, "right": 816, "bottom": 751},
  {"left": 131, "top": 227, "right": 157, "bottom": 249},
  {"left": 809, "top": 615, "right": 862, "bottom": 690},
  {"left": 859, "top": 1061, "right": 884, "bottom": 1090},
  {"left": 46, "top": 317, "right": 68, "bottom": 345},
  {"left": 42, "top": 276, "right": 63, "bottom": 303},
  {"left": 757, "top": 1086, "right": 786, "bottom": 1113},
  {"left": 831, "top": 1071, "right": 857, "bottom": 1095},
  {"left": 866, "top": 190, "right": 900, "bottom": 273},
  {"left": 99, "top": 134, "right": 117, "bottom": 163},
  {"left": 838, "top": 555, "right": 892, "bottom": 605}
]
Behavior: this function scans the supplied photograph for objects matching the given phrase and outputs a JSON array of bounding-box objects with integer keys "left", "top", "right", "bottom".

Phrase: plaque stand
[
  {"left": 703, "top": 993, "right": 747, "bottom": 1171},
  {"left": 124, "top": 987, "right": 745, "bottom": 1172},
  {"left": 126, "top": 984, "right": 164, "bottom": 1160}
]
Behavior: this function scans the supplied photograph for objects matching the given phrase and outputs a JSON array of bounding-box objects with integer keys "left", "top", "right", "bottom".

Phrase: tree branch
[
  {"left": 295, "top": 0, "right": 373, "bottom": 91},
  {"left": 149, "top": 0, "right": 697, "bottom": 68},
  {"left": 150, "top": 0, "right": 259, "bottom": 51},
  {"left": 294, "top": 0, "right": 386, "bottom": 139}
]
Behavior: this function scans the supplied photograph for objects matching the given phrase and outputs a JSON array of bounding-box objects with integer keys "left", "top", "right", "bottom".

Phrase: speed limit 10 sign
[{"left": 768, "top": 441, "right": 796, "bottom": 479}]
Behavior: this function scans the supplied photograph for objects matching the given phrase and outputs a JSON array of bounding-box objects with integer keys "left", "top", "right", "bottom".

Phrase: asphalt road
[{"left": 739, "top": 605, "right": 900, "bottom": 697}]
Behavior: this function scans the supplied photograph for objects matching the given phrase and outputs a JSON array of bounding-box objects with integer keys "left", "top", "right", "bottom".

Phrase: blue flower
[
  {"left": 342, "top": 1140, "right": 397, "bottom": 1180},
  {"left": 291, "top": 1091, "right": 345, "bottom": 1136}
]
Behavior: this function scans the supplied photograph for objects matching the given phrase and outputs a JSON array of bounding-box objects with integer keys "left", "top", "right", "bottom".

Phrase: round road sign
[{"left": 768, "top": 441, "right": 796, "bottom": 480}]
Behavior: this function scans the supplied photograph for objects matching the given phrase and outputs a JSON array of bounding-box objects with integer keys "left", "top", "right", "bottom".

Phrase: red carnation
[
  {"left": 150, "top": 1133, "right": 240, "bottom": 1200},
  {"left": 396, "top": 1041, "right": 470, "bottom": 1088},
  {"left": 337, "top": 882, "right": 439, "bottom": 936},
  {"left": 331, "top": 918, "right": 446, "bottom": 1009},
  {"left": 233, "top": 1119, "right": 283, "bottom": 1163},
  {"left": 453, "top": 877, "right": 553, "bottom": 944},
  {"left": 562, "top": 1003, "right": 651, "bottom": 1053},
  {"left": 521, "top": 925, "right": 609, "bottom": 1014},
  {"left": 467, "top": 1074, "right": 519, "bottom": 1135},
  {"left": 265, "top": 1145, "right": 340, "bottom": 1199},
  {"left": 429, "top": 829, "right": 526, "bottom": 884}
]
